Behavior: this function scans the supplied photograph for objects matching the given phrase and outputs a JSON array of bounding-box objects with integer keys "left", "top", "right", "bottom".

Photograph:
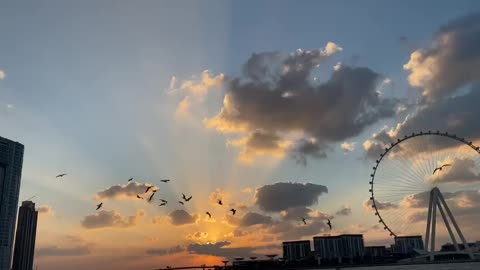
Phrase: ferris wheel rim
[{"left": 368, "top": 130, "right": 480, "bottom": 238}]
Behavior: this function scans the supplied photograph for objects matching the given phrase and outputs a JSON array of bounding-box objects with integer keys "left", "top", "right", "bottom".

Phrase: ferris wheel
[{"left": 368, "top": 131, "right": 480, "bottom": 238}]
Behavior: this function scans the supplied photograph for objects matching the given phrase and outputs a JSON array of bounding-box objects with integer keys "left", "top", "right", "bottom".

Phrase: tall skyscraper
[
  {"left": 0, "top": 136, "right": 24, "bottom": 270},
  {"left": 12, "top": 201, "right": 38, "bottom": 270}
]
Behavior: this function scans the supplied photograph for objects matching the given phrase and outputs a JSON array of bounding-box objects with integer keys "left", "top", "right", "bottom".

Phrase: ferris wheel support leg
[
  {"left": 430, "top": 189, "right": 437, "bottom": 261},
  {"left": 437, "top": 189, "right": 474, "bottom": 260},
  {"left": 436, "top": 199, "right": 459, "bottom": 252},
  {"left": 424, "top": 189, "right": 434, "bottom": 254}
]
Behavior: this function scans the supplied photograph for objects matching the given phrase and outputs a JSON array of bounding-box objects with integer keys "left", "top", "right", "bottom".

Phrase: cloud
[
  {"left": 146, "top": 245, "right": 184, "bottom": 256},
  {"left": 363, "top": 199, "right": 399, "bottom": 212},
  {"left": 37, "top": 205, "right": 55, "bottom": 216},
  {"left": 430, "top": 157, "right": 480, "bottom": 184},
  {"left": 227, "top": 130, "right": 292, "bottom": 163},
  {"left": 187, "top": 241, "right": 264, "bottom": 259},
  {"left": 333, "top": 62, "right": 342, "bottom": 71},
  {"left": 335, "top": 205, "right": 352, "bottom": 216},
  {"left": 281, "top": 206, "right": 330, "bottom": 221},
  {"left": 176, "top": 96, "right": 191, "bottom": 116},
  {"left": 96, "top": 182, "right": 158, "bottom": 200},
  {"left": 242, "top": 187, "right": 253, "bottom": 194},
  {"left": 168, "top": 210, "right": 198, "bottom": 226},
  {"left": 403, "top": 13, "right": 480, "bottom": 101},
  {"left": 174, "top": 70, "right": 224, "bottom": 95},
  {"left": 80, "top": 210, "right": 144, "bottom": 229},
  {"left": 0, "top": 70, "right": 5, "bottom": 80},
  {"left": 187, "top": 231, "right": 209, "bottom": 240},
  {"left": 255, "top": 182, "right": 328, "bottom": 212},
  {"left": 36, "top": 246, "right": 90, "bottom": 257},
  {"left": 239, "top": 212, "right": 273, "bottom": 227},
  {"left": 269, "top": 217, "right": 329, "bottom": 240},
  {"left": 341, "top": 142, "right": 355, "bottom": 153},
  {"left": 205, "top": 42, "right": 400, "bottom": 163}
]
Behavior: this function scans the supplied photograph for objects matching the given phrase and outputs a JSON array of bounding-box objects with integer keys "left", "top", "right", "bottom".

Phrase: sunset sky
[{"left": 1, "top": 1, "right": 480, "bottom": 269}]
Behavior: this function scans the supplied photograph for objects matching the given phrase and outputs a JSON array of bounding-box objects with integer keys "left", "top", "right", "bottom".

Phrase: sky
[{"left": 1, "top": 1, "right": 480, "bottom": 269}]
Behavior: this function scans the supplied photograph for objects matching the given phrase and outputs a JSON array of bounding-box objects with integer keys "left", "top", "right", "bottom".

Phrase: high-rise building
[
  {"left": 393, "top": 236, "right": 424, "bottom": 255},
  {"left": 314, "top": 234, "right": 364, "bottom": 263},
  {"left": 282, "top": 240, "right": 311, "bottom": 261},
  {"left": 0, "top": 136, "right": 24, "bottom": 270},
  {"left": 12, "top": 201, "right": 38, "bottom": 270}
]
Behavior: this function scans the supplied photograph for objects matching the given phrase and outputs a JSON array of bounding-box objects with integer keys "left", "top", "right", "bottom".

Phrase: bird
[
  {"left": 127, "top": 177, "right": 133, "bottom": 182},
  {"left": 159, "top": 202, "right": 167, "bottom": 206},
  {"left": 302, "top": 217, "right": 306, "bottom": 225},
  {"left": 185, "top": 195, "right": 192, "bottom": 202},
  {"left": 160, "top": 179, "right": 170, "bottom": 183},
  {"left": 178, "top": 201, "right": 185, "bottom": 205},
  {"left": 217, "top": 199, "right": 223, "bottom": 206},
  {"left": 206, "top": 212, "right": 212, "bottom": 219},
  {"left": 137, "top": 195, "right": 143, "bottom": 199},
  {"left": 148, "top": 193, "right": 155, "bottom": 202},
  {"left": 160, "top": 199, "right": 168, "bottom": 203},
  {"left": 433, "top": 164, "right": 452, "bottom": 175},
  {"left": 96, "top": 202, "right": 103, "bottom": 210},
  {"left": 145, "top": 186, "right": 153, "bottom": 193},
  {"left": 230, "top": 208, "right": 236, "bottom": 215},
  {"left": 327, "top": 219, "right": 332, "bottom": 230},
  {"left": 56, "top": 173, "right": 67, "bottom": 178}
]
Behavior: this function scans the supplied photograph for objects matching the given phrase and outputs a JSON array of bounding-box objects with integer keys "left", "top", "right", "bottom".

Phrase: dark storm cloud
[
  {"left": 80, "top": 210, "right": 143, "bottom": 229},
  {"left": 96, "top": 182, "right": 158, "bottom": 200},
  {"left": 255, "top": 182, "right": 328, "bottom": 212},
  {"left": 404, "top": 13, "right": 480, "bottom": 101},
  {"left": 168, "top": 210, "right": 198, "bottom": 226},
  {"left": 146, "top": 245, "right": 184, "bottom": 256},
  {"left": 207, "top": 43, "right": 401, "bottom": 163},
  {"left": 239, "top": 212, "right": 273, "bottom": 227},
  {"left": 36, "top": 246, "right": 90, "bottom": 257}
]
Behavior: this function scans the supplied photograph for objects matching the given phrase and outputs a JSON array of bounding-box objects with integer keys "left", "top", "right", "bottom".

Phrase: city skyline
[{"left": 1, "top": 1, "right": 480, "bottom": 269}]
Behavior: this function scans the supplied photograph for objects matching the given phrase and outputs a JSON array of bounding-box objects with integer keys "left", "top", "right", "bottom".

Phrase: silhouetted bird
[
  {"left": 96, "top": 202, "right": 103, "bottom": 210},
  {"left": 160, "top": 199, "right": 168, "bottom": 203},
  {"left": 185, "top": 195, "right": 192, "bottom": 202},
  {"left": 160, "top": 179, "right": 170, "bottom": 183},
  {"left": 206, "top": 212, "right": 212, "bottom": 219},
  {"left": 327, "top": 219, "right": 332, "bottom": 230},
  {"left": 218, "top": 199, "right": 223, "bottom": 206},
  {"left": 302, "top": 218, "right": 306, "bottom": 225},
  {"left": 56, "top": 173, "right": 67, "bottom": 178},
  {"left": 137, "top": 195, "right": 143, "bottom": 199},
  {"left": 178, "top": 201, "right": 184, "bottom": 205},
  {"left": 145, "top": 186, "right": 153, "bottom": 193},
  {"left": 230, "top": 208, "right": 236, "bottom": 215},
  {"left": 159, "top": 202, "right": 167, "bottom": 206},
  {"left": 127, "top": 178, "right": 133, "bottom": 182},
  {"left": 433, "top": 164, "right": 452, "bottom": 175},
  {"left": 148, "top": 193, "right": 155, "bottom": 202}
]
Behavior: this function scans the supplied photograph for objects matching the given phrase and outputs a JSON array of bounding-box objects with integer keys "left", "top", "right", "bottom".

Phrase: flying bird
[
  {"left": 302, "top": 218, "right": 307, "bottom": 225},
  {"left": 185, "top": 195, "right": 192, "bottom": 202},
  {"left": 217, "top": 199, "right": 223, "bottom": 206},
  {"left": 178, "top": 201, "right": 184, "bottom": 205},
  {"left": 433, "top": 164, "right": 452, "bottom": 175},
  {"left": 137, "top": 195, "right": 143, "bottom": 199},
  {"left": 145, "top": 186, "right": 153, "bottom": 193},
  {"left": 56, "top": 173, "right": 67, "bottom": 178},
  {"left": 127, "top": 178, "right": 133, "bottom": 182},
  {"left": 230, "top": 208, "right": 236, "bottom": 215},
  {"left": 159, "top": 202, "right": 167, "bottom": 206},
  {"left": 148, "top": 193, "right": 155, "bottom": 202},
  {"left": 206, "top": 212, "right": 212, "bottom": 219},
  {"left": 327, "top": 219, "right": 332, "bottom": 230},
  {"left": 96, "top": 202, "right": 103, "bottom": 210},
  {"left": 160, "top": 179, "right": 170, "bottom": 183},
  {"left": 160, "top": 199, "right": 168, "bottom": 203}
]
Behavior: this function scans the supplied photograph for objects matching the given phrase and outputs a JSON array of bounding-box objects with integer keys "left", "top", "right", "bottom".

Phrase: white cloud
[
  {"left": 333, "top": 62, "right": 342, "bottom": 71},
  {"left": 0, "top": 70, "right": 6, "bottom": 80},
  {"left": 341, "top": 142, "right": 355, "bottom": 153},
  {"left": 323, "top": 42, "right": 343, "bottom": 56}
]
